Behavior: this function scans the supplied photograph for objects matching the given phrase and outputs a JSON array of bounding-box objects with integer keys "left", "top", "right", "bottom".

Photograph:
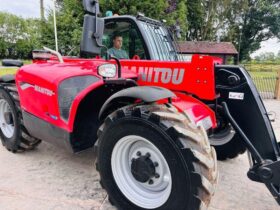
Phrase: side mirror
[
  {"left": 83, "top": 0, "right": 100, "bottom": 14},
  {"left": 81, "top": 15, "right": 104, "bottom": 56},
  {"left": 2, "top": 59, "right": 23, "bottom": 67}
]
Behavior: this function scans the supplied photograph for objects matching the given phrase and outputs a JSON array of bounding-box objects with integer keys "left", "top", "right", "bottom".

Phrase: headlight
[
  {"left": 98, "top": 63, "right": 117, "bottom": 78},
  {"left": 58, "top": 76, "right": 99, "bottom": 121}
]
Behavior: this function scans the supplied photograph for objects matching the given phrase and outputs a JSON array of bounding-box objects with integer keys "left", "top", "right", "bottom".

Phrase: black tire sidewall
[
  {"left": 0, "top": 88, "right": 21, "bottom": 150},
  {"left": 214, "top": 133, "right": 246, "bottom": 160},
  {"left": 98, "top": 117, "right": 192, "bottom": 210},
  {"left": 209, "top": 104, "right": 246, "bottom": 159}
]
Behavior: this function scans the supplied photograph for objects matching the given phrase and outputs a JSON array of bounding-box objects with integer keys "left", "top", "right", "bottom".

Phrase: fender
[
  {"left": 172, "top": 92, "right": 217, "bottom": 130},
  {"left": 99, "top": 86, "right": 175, "bottom": 120}
]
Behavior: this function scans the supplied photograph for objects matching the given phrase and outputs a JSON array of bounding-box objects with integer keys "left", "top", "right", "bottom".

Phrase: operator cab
[
  {"left": 102, "top": 15, "right": 181, "bottom": 61},
  {"left": 81, "top": 2, "right": 181, "bottom": 61}
]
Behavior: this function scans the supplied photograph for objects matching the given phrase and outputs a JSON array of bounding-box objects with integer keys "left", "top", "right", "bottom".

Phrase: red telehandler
[{"left": 0, "top": 1, "right": 279, "bottom": 209}]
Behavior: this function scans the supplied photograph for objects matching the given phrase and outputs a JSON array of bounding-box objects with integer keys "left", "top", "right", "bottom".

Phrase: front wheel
[
  {"left": 208, "top": 105, "right": 246, "bottom": 160},
  {"left": 97, "top": 104, "right": 218, "bottom": 210}
]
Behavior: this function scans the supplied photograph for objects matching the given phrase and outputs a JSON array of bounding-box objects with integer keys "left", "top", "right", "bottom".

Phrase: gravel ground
[{"left": 0, "top": 100, "right": 279, "bottom": 210}]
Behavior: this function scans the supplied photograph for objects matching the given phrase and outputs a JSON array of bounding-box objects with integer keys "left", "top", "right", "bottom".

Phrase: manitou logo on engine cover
[
  {"left": 126, "top": 66, "right": 185, "bottom": 85},
  {"left": 20, "top": 83, "right": 55, "bottom": 96},
  {"left": 139, "top": 67, "right": 185, "bottom": 85},
  {"left": 34, "top": 85, "right": 55, "bottom": 96}
]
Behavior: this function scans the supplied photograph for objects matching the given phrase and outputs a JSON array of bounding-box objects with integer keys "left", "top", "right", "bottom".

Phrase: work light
[{"left": 98, "top": 63, "right": 117, "bottom": 78}]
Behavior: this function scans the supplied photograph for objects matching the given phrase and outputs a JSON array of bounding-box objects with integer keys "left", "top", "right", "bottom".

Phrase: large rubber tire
[
  {"left": 97, "top": 104, "right": 218, "bottom": 210},
  {"left": 209, "top": 105, "right": 246, "bottom": 160},
  {"left": 210, "top": 134, "right": 246, "bottom": 160},
  {"left": 2, "top": 59, "right": 23, "bottom": 67},
  {"left": 0, "top": 87, "right": 41, "bottom": 152}
]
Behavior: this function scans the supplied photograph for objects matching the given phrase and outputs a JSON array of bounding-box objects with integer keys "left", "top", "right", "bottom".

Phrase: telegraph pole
[
  {"left": 53, "top": 0, "right": 58, "bottom": 52},
  {"left": 40, "top": 0, "right": 45, "bottom": 20},
  {"left": 238, "top": 25, "right": 242, "bottom": 63}
]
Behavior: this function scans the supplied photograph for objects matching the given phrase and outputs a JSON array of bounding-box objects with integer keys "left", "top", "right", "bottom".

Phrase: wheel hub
[
  {"left": 0, "top": 99, "right": 15, "bottom": 138},
  {"left": 4, "top": 112, "right": 13, "bottom": 125},
  {"left": 111, "top": 135, "right": 172, "bottom": 209},
  {"left": 131, "top": 152, "right": 156, "bottom": 183}
]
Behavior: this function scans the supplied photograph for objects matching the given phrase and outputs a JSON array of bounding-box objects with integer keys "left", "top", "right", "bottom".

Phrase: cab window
[{"left": 102, "top": 20, "right": 148, "bottom": 59}]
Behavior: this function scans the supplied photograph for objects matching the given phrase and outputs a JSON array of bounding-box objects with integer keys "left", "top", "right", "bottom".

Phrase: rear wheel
[
  {"left": 0, "top": 87, "right": 41, "bottom": 152},
  {"left": 97, "top": 104, "right": 218, "bottom": 210},
  {"left": 209, "top": 105, "right": 246, "bottom": 160}
]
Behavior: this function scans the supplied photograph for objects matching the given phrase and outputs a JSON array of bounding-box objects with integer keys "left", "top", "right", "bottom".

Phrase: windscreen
[{"left": 139, "top": 21, "right": 180, "bottom": 61}]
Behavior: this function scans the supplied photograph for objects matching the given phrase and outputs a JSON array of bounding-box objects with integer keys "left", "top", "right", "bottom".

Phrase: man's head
[{"left": 112, "top": 34, "right": 123, "bottom": 49}]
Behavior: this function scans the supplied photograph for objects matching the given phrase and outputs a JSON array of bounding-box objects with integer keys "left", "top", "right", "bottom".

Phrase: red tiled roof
[{"left": 177, "top": 41, "right": 238, "bottom": 55}]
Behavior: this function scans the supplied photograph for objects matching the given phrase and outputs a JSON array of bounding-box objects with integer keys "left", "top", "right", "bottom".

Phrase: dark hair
[{"left": 112, "top": 33, "right": 122, "bottom": 40}]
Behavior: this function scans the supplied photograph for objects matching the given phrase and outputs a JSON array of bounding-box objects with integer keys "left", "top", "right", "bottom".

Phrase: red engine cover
[{"left": 16, "top": 55, "right": 217, "bottom": 132}]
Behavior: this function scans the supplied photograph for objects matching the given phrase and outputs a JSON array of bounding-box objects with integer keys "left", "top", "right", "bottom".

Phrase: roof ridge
[{"left": 177, "top": 41, "right": 238, "bottom": 55}]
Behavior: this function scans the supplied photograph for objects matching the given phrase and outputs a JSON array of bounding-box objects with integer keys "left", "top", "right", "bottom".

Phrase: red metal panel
[
  {"left": 16, "top": 54, "right": 217, "bottom": 132},
  {"left": 120, "top": 54, "right": 217, "bottom": 100},
  {"left": 172, "top": 92, "right": 217, "bottom": 128}
]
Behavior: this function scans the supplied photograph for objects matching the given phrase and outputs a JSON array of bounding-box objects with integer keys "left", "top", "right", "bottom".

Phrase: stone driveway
[{"left": 0, "top": 100, "right": 279, "bottom": 210}]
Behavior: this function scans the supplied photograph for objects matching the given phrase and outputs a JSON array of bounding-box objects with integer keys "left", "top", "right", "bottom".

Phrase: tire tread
[
  {"left": 97, "top": 104, "right": 218, "bottom": 209},
  {"left": 0, "top": 84, "right": 41, "bottom": 152}
]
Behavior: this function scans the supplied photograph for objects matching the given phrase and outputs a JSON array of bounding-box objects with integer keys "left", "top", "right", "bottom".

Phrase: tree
[
  {"left": 254, "top": 52, "right": 276, "bottom": 61},
  {"left": 41, "top": 0, "right": 84, "bottom": 55},
  {"left": 3, "top": 0, "right": 278, "bottom": 61},
  {"left": 186, "top": 0, "right": 280, "bottom": 61},
  {"left": 187, "top": 0, "right": 247, "bottom": 41},
  {"left": 165, "top": 0, "right": 188, "bottom": 37},
  {"left": 99, "top": 0, "right": 167, "bottom": 19},
  {"left": 221, "top": 0, "right": 280, "bottom": 61},
  {"left": 99, "top": 0, "right": 188, "bottom": 38},
  {"left": 40, "top": 0, "right": 189, "bottom": 55},
  {"left": 0, "top": 12, "right": 41, "bottom": 59}
]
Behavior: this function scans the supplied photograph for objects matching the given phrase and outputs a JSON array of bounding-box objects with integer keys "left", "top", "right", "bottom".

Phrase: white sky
[
  {"left": 250, "top": 38, "right": 280, "bottom": 58},
  {"left": 0, "top": 0, "right": 53, "bottom": 19},
  {"left": 0, "top": 0, "right": 280, "bottom": 57}
]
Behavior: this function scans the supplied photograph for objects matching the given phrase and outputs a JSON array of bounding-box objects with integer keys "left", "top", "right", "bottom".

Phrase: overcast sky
[
  {"left": 251, "top": 38, "right": 280, "bottom": 57},
  {"left": 0, "top": 0, "right": 53, "bottom": 19},
  {"left": 0, "top": 0, "right": 279, "bottom": 57}
]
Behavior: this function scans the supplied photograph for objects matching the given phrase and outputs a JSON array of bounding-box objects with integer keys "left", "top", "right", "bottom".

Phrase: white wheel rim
[
  {"left": 111, "top": 135, "right": 172, "bottom": 209},
  {"left": 0, "top": 99, "right": 14, "bottom": 138}
]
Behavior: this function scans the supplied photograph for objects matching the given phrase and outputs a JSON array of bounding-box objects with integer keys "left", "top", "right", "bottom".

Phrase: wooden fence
[{"left": 275, "top": 70, "right": 280, "bottom": 100}]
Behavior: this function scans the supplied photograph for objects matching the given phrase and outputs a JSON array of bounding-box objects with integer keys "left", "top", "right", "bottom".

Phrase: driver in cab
[{"left": 108, "top": 34, "right": 129, "bottom": 59}]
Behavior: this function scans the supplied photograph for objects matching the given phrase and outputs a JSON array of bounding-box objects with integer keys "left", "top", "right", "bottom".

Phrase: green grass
[
  {"left": 242, "top": 64, "right": 279, "bottom": 93},
  {"left": 243, "top": 63, "right": 280, "bottom": 72},
  {"left": 247, "top": 71, "right": 278, "bottom": 93},
  {"left": 23, "top": 60, "right": 32, "bottom": 65},
  {"left": 248, "top": 71, "right": 277, "bottom": 77},
  {"left": 0, "top": 68, "right": 18, "bottom": 76},
  {"left": 251, "top": 78, "right": 276, "bottom": 92},
  {"left": 0, "top": 59, "right": 31, "bottom": 77}
]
